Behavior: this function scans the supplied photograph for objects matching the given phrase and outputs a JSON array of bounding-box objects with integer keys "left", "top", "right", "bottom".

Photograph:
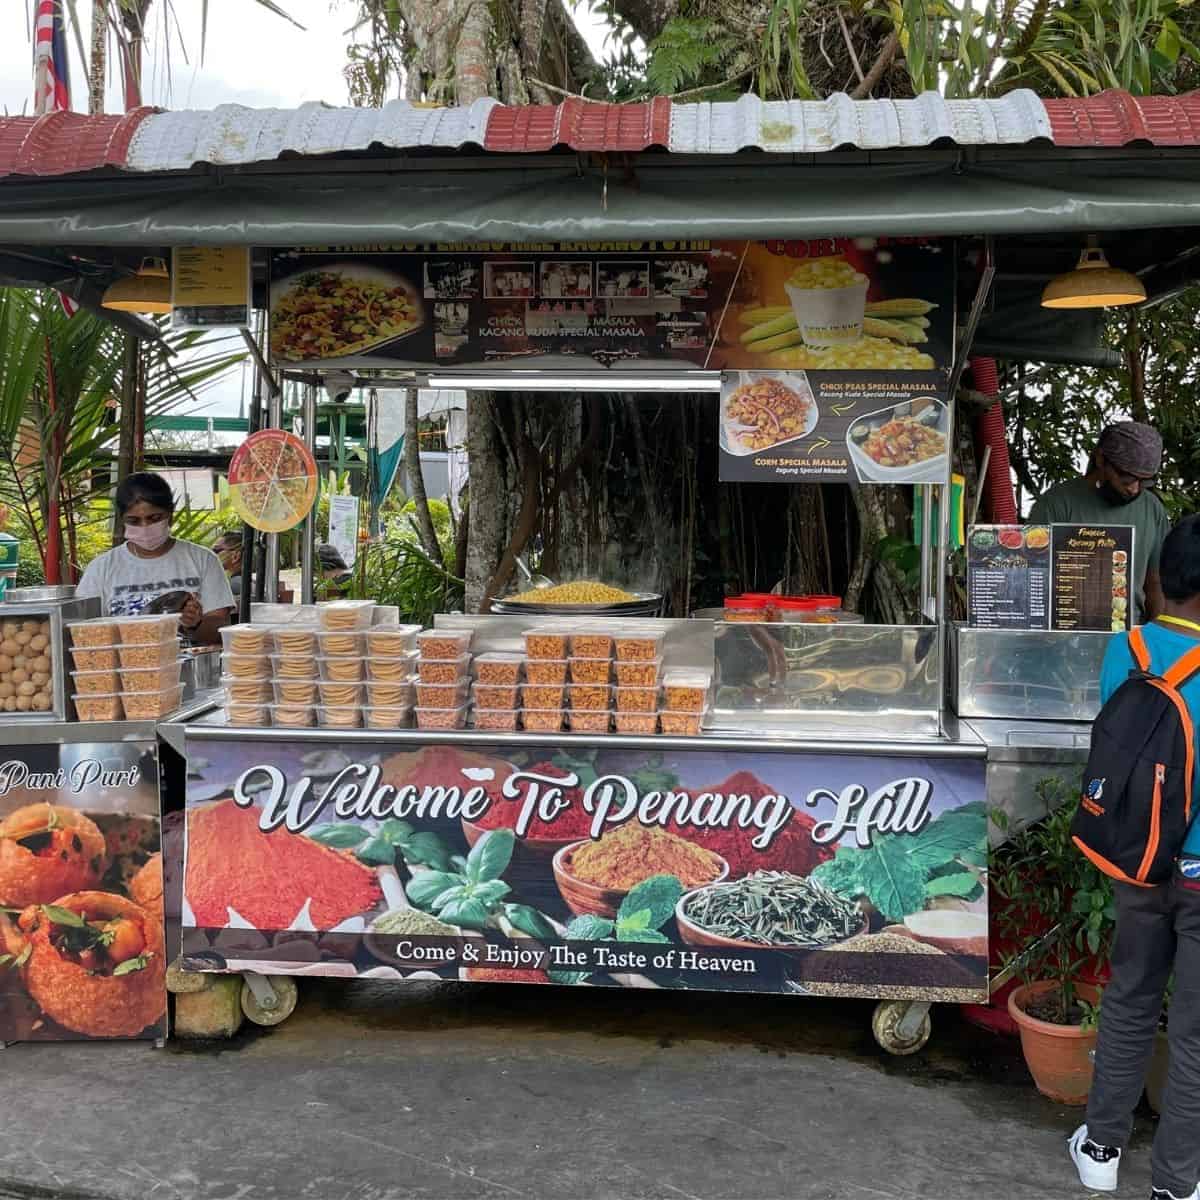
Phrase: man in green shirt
[{"left": 1029, "top": 421, "right": 1170, "bottom": 622}]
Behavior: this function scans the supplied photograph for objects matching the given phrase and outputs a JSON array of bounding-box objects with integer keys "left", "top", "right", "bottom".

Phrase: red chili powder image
[
  {"left": 185, "top": 799, "right": 382, "bottom": 930},
  {"left": 379, "top": 745, "right": 515, "bottom": 794},
  {"left": 475, "top": 762, "right": 599, "bottom": 839}
]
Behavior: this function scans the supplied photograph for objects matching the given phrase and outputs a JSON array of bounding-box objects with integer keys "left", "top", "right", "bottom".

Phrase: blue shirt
[{"left": 1101, "top": 623, "right": 1200, "bottom": 857}]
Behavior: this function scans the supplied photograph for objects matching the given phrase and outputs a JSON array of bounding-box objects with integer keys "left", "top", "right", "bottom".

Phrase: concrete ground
[{"left": 0, "top": 980, "right": 1156, "bottom": 1200}]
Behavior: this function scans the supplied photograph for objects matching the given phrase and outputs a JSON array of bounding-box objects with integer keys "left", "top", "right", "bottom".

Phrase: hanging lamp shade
[
  {"left": 1041, "top": 241, "right": 1146, "bottom": 309},
  {"left": 101, "top": 257, "right": 171, "bottom": 314}
]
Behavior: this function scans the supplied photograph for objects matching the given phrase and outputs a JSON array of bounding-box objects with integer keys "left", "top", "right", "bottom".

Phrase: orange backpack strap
[
  {"left": 1129, "top": 626, "right": 1151, "bottom": 672},
  {"left": 1164, "top": 643, "right": 1200, "bottom": 690}
]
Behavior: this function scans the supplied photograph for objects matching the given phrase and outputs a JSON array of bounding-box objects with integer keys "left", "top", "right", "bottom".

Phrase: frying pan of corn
[{"left": 492, "top": 579, "right": 663, "bottom": 616}]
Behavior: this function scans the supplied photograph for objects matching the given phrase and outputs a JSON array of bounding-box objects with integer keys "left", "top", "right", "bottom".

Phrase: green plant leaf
[
  {"left": 470, "top": 879, "right": 512, "bottom": 905},
  {"left": 437, "top": 896, "right": 491, "bottom": 930},
  {"left": 466, "top": 828, "right": 514, "bottom": 883},
  {"left": 617, "top": 874, "right": 682, "bottom": 930},
  {"left": 14, "top": 943, "right": 32, "bottom": 968},
  {"left": 406, "top": 870, "right": 464, "bottom": 910},
  {"left": 403, "top": 831, "right": 451, "bottom": 870},
  {"left": 308, "top": 823, "right": 369, "bottom": 850},
  {"left": 379, "top": 819, "right": 414, "bottom": 846},
  {"left": 855, "top": 836, "right": 927, "bottom": 922},
  {"left": 503, "top": 904, "right": 558, "bottom": 941},
  {"left": 616, "top": 926, "right": 672, "bottom": 945},
  {"left": 617, "top": 907, "right": 652, "bottom": 931},
  {"left": 811, "top": 847, "right": 866, "bottom": 897},
  {"left": 564, "top": 914, "right": 615, "bottom": 940},
  {"left": 355, "top": 836, "right": 398, "bottom": 867},
  {"left": 924, "top": 871, "right": 981, "bottom": 899},
  {"left": 548, "top": 968, "right": 591, "bottom": 986},
  {"left": 112, "top": 953, "right": 152, "bottom": 977},
  {"left": 41, "top": 904, "right": 88, "bottom": 928}
]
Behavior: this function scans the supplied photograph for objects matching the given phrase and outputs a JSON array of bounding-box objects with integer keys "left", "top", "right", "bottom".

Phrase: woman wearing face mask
[{"left": 76, "top": 472, "right": 234, "bottom": 645}]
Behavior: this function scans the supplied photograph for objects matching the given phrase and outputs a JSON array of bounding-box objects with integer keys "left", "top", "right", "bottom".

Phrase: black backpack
[{"left": 1072, "top": 627, "right": 1200, "bottom": 887}]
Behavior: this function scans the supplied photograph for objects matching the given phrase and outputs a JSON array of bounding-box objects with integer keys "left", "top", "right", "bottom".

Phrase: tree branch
[
  {"left": 404, "top": 388, "right": 442, "bottom": 561},
  {"left": 850, "top": 28, "right": 899, "bottom": 99}
]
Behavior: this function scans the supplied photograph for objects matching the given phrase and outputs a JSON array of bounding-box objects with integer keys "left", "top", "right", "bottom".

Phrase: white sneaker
[{"left": 1069, "top": 1124, "right": 1120, "bottom": 1193}]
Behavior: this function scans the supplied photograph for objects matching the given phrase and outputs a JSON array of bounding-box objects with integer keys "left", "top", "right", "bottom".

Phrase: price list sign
[
  {"left": 1050, "top": 524, "right": 1135, "bottom": 632},
  {"left": 171, "top": 246, "right": 251, "bottom": 329},
  {"left": 967, "top": 525, "right": 1051, "bottom": 630}
]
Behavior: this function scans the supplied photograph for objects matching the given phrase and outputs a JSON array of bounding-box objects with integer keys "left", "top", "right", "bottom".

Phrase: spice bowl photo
[{"left": 461, "top": 815, "right": 575, "bottom": 869}]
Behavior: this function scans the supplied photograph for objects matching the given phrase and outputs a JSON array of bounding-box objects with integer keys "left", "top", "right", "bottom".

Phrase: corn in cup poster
[
  {"left": 181, "top": 738, "right": 987, "bottom": 1000},
  {"left": 0, "top": 741, "right": 166, "bottom": 1043}
]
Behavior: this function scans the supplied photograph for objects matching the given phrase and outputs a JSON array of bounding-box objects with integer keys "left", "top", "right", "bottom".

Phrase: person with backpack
[{"left": 1069, "top": 513, "right": 1200, "bottom": 1200}]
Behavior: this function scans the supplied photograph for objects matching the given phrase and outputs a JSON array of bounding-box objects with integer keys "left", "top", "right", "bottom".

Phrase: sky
[{"left": 0, "top": 0, "right": 614, "bottom": 417}]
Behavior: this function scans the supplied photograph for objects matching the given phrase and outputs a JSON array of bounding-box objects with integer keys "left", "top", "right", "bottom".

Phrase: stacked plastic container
[
  {"left": 471, "top": 651, "right": 525, "bottom": 731},
  {"left": 415, "top": 628, "right": 475, "bottom": 730},
  {"left": 659, "top": 666, "right": 712, "bottom": 736},
  {"left": 69, "top": 614, "right": 183, "bottom": 722}
]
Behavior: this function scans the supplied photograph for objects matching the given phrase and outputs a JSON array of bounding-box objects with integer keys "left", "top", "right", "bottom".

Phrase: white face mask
[{"left": 125, "top": 521, "right": 171, "bottom": 552}]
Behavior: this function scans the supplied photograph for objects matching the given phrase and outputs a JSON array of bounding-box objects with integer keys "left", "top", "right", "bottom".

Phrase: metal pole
[
  {"left": 262, "top": 316, "right": 281, "bottom": 603},
  {"left": 919, "top": 485, "right": 934, "bottom": 619},
  {"left": 301, "top": 382, "right": 316, "bottom": 605}
]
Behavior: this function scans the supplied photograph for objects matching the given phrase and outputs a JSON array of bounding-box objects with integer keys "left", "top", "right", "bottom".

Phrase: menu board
[
  {"left": 967, "top": 525, "right": 1051, "bottom": 629},
  {"left": 171, "top": 246, "right": 251, "bottom": 329},
  {"left": 1050, "top": 524, "right": 1134, "bottom": 633}
]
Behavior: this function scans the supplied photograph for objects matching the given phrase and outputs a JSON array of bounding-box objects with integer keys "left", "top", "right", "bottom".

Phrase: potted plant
[{"left": 992, "top": 782, "right": 1116, "bottom": 1105}]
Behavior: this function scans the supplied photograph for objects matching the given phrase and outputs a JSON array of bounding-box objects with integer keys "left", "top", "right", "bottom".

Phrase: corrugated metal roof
[
  {"left": 0, "top": 108, "right": 154, "bottom": 178},
  {"left": 484, "top": 96, "right": 672, "bottom": 152},
  {"left": 667, "top": 90, "right": 1052, "bottom": 153},
  {"left": 125, "top": 98, "right": 500, "bottom": 172},
  {"left": 1045, "top": 90, "right": 1200, "bottom": 146}
]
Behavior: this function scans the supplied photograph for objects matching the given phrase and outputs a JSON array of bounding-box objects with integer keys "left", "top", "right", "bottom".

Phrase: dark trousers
[{"left": 1086, "top": 864, "right": 1200, "bottom": 1196}]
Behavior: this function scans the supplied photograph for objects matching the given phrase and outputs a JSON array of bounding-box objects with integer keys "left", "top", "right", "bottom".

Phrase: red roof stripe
[
  {"left": 484, "top": 96, "right": 672, "bottom": 153},
  {"left": 1045, "top": 89, "right": 1200, "bottom": 147},
  {"left": 0, "top": 107, "right": 154, "bottom": 178}
]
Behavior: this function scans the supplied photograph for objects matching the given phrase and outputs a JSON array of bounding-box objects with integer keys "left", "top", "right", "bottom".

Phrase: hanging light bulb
[
  {"left": 1041, "top": 237, "right": 1146, "bottom": 309},
  {"left": 101, "top": 257, "right": 171, "bottom": 314}
]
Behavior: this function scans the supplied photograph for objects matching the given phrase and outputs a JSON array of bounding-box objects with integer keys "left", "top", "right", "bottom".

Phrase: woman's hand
[{"left": 180, "top": 594, "right": 203, "bottom": 631}]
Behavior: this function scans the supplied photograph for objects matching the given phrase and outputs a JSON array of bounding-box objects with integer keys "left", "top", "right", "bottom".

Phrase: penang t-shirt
[{"left": 76, "top": 541, "right": 235, "bottom": 617}]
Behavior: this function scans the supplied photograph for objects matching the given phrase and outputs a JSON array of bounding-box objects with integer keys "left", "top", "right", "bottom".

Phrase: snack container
[
  {"left": 114, "top": 614, "right": 181, "bottom": 645},
  {"left": 416, "top": 629, "right": 473, "bottom": 659},
  {"left": 565, "top": 683, "right": 611, "bottom": 712},
  {"left": 570, "top": 630, "right": 614, "bottom": 659},
  {"left": 317, "top": 656, "right": 367, "bottom": 683},
  {"left": 474, "top": 652, "right": 524, "bottom": 685},
  {"left": 522, "top": 683, "right": 565, "bottom": 709},
  {"left": 415, "top": 704, "right": 468, "bottom": 730},
  {"left": 121, "top": 685, "right": 184, "bottom": 720},
  {"left": 318, "top": 704, "right": 363, "bottom": 729},
  {"left": 416, "top": 679, "right": 470, "bottom": 708},
  {"left": 317, "top": 600, "right": 376, "bottom": 632},
  {"left": 118, "top": 641, "right": 181, "bottom": 669},
  {"left": 270, "top": 652, "right": 320, "bottom": 680},
  {"left": 67, "top": 619, "right": 119, "bottom": 648},
  {"left": 219, "top": 624, "right": 274, "bottom": 655},
  {"left": 223, "top": 677, "right": 273, "bottom": 705},
  {"left": 366, "top": 652, "right": 419, "bottom": 682},
  {"left": 272, "top": 679, "right": 319, "bottom": 705},
  {"left": 659, "top": 710, "right": 703, "bottom": 735},
  {"left": 567, "top": 709, "right": 611, "bottom": 733},
  {"left": 226, "top": 702, "right": 271, "bottom": 727},
  {"left": 523, "top": 627, "right": 569, "bottom": 660},
  {"left": 223, "top": 653, "right": 271, "bottom": 680},
  {"left": 270, "top": 704, "right": 316, "bottom": 728},
  {"left": 613, "top": 685, "right": 659, "bottom": 714},
  {"left": 524, "top": 658, "right": 567, "bottom": 685},
  {"left": 662, "top": 669, "right": 712, "bottom": 713},
  {"left": 569, "top": 657, "right": 612, "bottom": 685},
  {"left": 613, "top": 658, "right": 663, "bottom": 687},
  {"left": 273, "top": 628, "right": 318, "bottom": 656},
  {"left": 73, "top": 692, "right": 123, "bottom": 722},
  {"left": 614, "top": 630, "right": 665, "bottom": 663},
  {"left": 473, "top": 707, "right": 521, "bottom": 731},
  {"left": 614, "top": 712, "right": 659, "bottom": 734},
  {"left": 522, "top": 708, "right": 563, "bottom": 732},
  {"left": 71, "top": 646, "right": 120, "bottom": 672},
  {"left": 415, "top": 654, "right": 470, "bottom": 685},
  {"left": 119, "top": 664, "right": 183, "bottom": 693},
  {"left": 365, "top": 625, "right": 422, "bottom": 656},
  {"left": 365, "top": 705, "right": 413, "bottom": 730},
  {"left": 315, "top": 630, "right": 366, "bottom": 656},
  {"left": 317, "top": 681, "right": 365, "bottom": 706},
  {"left": 71, "top": 669, "right": 121, "bottom": 696},
  {"left": 472, "top": 682, "right": 519, "bottom": 709},
  {"left": 365, "top": 680, "right": 415, "bottom": 707}
]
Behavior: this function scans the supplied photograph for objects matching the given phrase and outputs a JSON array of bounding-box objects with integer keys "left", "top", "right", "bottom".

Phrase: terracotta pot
[
  {"left": 1145, "top": 1029, "right": 1170, "bottom": 1115},
  {"left": 1008, "top": 980, "right": 1100, "bottom": 1105}
]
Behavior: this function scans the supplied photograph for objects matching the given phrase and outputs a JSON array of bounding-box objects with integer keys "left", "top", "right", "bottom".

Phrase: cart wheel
[
  {"left": 872, "top": 1000, "right": 932, "bottom": 1056},
  {"left": 240, "top": 975, "right": 298, "bottom": 1026}
]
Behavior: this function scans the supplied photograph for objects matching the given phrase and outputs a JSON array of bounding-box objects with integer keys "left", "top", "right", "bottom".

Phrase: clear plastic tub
[
  {"left": 366, "top": 680, "right": 414, "bottom": 707},
  {"left": 723, "top": 595, "right": 775, "bottom": 622},
  {"left": 565, "top": 682, "right": 611, "bottom": 712},
  {"left": 523, "top": 627, "right": 569, "bottom": 660},
  {"left": 570, "top": 629, "right": 615, "bottom": 659},
  {"left": 472, "top": 682, "right": 519, "bottom": 709},
  {"left": 317, "top": 600, "right": 376, "bottom": 632},
  {"left": 614, "top": 712, "right": 659, "bottom": 734},
  {"left": 614, "top": 685, "right": 659, "bottom": 714},
  {"left": 415, "top": 704, "right": 468, "bottom": 730},
  {"left": 318, "top": 704, "right": 363, "bottom": 729},
  {"left": 120, "top": 664, "right": 182, "bottom": 693},
  {"left": 522, "top": 708, "right": 563, "bottom": 732},
  {"left": 271, "top": 653, "right": 320, "bottom": 680},
  {"left": 416, "top": 629, "right": 473, "bottom": 659},
  {"left": 114, "top": 614, "right": 181, "bottom": 645},
  {"left": 121, "top": 684, "right": 183, "bottom": 720},
  {"left": 71, "top": 646, "right": 120, "bottom": 671},
  {"left": 473, "top": 707, "right": 520, "bottom": 731},
  {"left": 227, "top": 702, "right": 271, "bottom": 727},
  {"left": 614, "top": 630, "right": 666, "bottom": 662},
  {"left": 317, "top": 681, "right": 365, "bottom": 706},
  {"left": 223, "top": 678, "right": 273, "bottom": 705},
  {"left": 366, "top": 652, "right": 418, "bottom": 682},
  {"left": 613, "top": 658, "right": 662, "bottom": 687},
  {"left": 365, "top": 625, "right": 422, "bottom": 656},
  {"left": 219, "top": 624, "right": 274, "bottom": 655},
  {"left": 415, "top": 654, "right": 470, "bottom": 685},
  {"left": 659, "top": 710, "right": 703, "bottom": 735},
  {"left": 567, "top": 709, "right": 611, "bottom": 733},
  {"left": 365, "top": 705, "right": 413, "bottom": 730},
  {"left": 117, "top": 641, "right": 180, "bottom": 669},
  {"left": 71, "top": 668, "right": 121, "bottom": 696},
  {"left": 661, "top": 669, "right": 712, "bottom": 713},
  {"left": 273, "top": 627, "right": 318, "bottom": 656},
  {"left": 67, "top": 619, "right": 119, "bottom": 648},
  {"left": 522, "top": 683, "right": 565, "bottom": 709},
  {"left": 271, "top": 704, "right": 315, "bottom": 728},
  {"left": 317, "top": 656, "right": 366, "bottom": 683},
  {"left": 569, "top": 657, "right": 612, "bottom": 685},
  {"left": 73, "top": 693, "right": 123, "bottom": 721},
  {"left": 416, "top": 679, "right": 469, "bottom": 708},
  {"left": 315, "top": 630, "right": 366, "bottom": 656},
  {"left": 474, "top": 652, "right": 524, "bottom": 685},
  {"left": 273, "top": 679, "right": 319, "bottom": 705},
  {"left": 524, "top": 658, "right": 567, "bottom": 685},
  {"left": 223, "top": 653, "right": 271, "bottom": 679}
]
